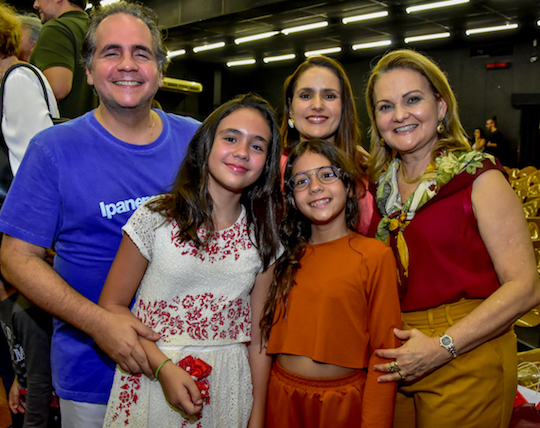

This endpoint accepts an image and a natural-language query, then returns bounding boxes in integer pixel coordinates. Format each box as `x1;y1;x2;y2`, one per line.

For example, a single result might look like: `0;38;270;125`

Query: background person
31;0;96;118
485;115;508;164
365;49;540;428
0;3;200;427
16;14;41;62
1;5;58;177
280;55;373;235
0;5;60;426
471;127;486;152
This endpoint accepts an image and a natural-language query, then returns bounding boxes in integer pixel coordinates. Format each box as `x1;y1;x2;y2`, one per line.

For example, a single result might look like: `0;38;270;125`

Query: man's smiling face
86;12;163;114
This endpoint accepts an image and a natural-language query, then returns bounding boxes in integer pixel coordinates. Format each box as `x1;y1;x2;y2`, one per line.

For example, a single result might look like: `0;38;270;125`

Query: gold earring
380;137;385;147
437;122;445;134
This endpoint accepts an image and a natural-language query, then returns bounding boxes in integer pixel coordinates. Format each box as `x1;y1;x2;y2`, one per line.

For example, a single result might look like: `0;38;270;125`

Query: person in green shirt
31;0;97;118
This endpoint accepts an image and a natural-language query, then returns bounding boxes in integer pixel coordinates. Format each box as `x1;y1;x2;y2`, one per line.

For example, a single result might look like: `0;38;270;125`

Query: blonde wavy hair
365;49;470;181
0;2;21;59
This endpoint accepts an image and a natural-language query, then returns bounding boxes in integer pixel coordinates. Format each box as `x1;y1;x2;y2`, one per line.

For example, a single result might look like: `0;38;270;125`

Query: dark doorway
512;94;540;168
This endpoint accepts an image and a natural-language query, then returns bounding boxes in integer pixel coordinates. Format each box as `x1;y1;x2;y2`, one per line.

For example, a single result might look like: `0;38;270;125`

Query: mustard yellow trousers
394;299;517;428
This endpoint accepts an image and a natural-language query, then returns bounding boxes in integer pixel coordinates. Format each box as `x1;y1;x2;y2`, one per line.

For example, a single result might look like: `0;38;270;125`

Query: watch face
441;336;452;346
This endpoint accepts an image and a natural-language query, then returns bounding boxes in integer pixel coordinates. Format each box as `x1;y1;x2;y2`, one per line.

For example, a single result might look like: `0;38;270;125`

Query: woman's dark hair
68;0;86;9
475;127;486;139
148;93;283;270
260;139;359;343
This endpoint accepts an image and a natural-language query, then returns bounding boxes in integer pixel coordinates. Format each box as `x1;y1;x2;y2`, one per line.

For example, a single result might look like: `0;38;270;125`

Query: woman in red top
365;49;540;427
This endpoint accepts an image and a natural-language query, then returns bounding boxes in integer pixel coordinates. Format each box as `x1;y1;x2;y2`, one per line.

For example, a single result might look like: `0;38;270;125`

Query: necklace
400;164;426;184
148;111;156;143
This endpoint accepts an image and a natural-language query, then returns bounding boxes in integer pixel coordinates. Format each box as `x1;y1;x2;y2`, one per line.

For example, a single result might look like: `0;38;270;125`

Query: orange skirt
265;360;366;428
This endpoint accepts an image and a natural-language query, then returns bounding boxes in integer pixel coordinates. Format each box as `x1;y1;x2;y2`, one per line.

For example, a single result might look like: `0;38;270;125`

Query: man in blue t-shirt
0;3;199;427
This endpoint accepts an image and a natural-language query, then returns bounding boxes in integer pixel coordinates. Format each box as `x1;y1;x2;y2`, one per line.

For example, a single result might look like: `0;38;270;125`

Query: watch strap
439;333;458;358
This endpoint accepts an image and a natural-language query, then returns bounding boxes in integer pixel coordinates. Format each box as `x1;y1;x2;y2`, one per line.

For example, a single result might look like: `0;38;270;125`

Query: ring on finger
389;361;400;373
397;369;406;381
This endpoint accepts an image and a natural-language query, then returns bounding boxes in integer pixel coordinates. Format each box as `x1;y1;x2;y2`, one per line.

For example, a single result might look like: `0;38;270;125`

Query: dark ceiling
9;0;540;65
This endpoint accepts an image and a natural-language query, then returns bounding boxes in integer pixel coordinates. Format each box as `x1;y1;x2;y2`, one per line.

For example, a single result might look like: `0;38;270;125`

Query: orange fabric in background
0;380;11;428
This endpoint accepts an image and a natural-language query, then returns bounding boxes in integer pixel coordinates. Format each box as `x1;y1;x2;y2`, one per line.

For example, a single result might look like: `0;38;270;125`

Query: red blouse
371;158;505;312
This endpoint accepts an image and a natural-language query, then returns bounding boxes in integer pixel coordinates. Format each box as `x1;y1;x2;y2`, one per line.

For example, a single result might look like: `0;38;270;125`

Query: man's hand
8;378;25;414
90;309;159;378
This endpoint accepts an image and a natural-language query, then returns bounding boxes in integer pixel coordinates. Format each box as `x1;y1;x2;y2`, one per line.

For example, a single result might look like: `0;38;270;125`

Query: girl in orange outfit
261;139;401;428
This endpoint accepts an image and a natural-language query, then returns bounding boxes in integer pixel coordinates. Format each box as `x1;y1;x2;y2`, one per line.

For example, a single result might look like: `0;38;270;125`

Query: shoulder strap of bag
0;63;54;155
1;63;53;115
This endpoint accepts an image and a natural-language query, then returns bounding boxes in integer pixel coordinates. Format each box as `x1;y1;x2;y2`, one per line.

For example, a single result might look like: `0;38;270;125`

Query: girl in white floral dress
99;94;282;428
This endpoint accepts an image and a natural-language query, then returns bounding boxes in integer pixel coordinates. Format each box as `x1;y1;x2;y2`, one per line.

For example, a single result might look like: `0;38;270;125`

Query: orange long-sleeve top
266;232;401;428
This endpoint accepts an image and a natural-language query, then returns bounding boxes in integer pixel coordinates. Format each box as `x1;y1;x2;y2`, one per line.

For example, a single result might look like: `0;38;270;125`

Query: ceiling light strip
226;59;256;67
404;32;451;43
263;54;296;63
234;31;280;45
342;11;388;24
352;40;392;50
282;21;328;35
406;0;469;14
99;0;121;6
465;23;518;36
167;49;186;58
304;47;342;57
193;42;226;53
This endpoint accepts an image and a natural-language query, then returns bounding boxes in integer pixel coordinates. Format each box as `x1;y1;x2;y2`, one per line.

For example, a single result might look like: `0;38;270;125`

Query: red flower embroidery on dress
110;373;142;425
167;215;252;263
136;294;251;341
181;420;202;427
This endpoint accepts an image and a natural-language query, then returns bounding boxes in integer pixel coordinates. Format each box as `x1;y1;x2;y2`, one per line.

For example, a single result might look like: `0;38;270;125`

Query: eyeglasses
288;165;341;191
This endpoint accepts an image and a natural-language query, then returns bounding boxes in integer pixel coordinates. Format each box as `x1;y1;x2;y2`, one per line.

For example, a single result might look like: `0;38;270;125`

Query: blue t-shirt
0;109;199;403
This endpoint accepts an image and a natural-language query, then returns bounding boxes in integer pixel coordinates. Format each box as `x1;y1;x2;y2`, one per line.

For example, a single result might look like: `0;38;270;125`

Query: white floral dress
103;198;264;428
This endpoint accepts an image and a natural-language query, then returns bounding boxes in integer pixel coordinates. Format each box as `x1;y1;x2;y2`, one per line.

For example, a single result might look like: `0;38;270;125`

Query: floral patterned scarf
375;150;496;279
